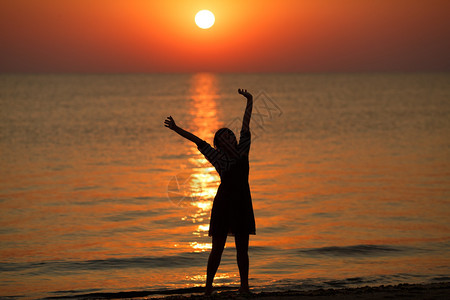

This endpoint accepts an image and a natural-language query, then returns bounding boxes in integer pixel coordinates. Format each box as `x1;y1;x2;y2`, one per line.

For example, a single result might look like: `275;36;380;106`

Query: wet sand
154;282;450;300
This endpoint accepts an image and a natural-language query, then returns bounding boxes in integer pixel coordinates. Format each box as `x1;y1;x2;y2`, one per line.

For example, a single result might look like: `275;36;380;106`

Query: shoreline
157;282;450;299
44;282;450;299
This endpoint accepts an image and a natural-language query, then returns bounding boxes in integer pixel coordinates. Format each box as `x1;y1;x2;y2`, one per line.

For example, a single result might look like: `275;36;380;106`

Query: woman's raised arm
238;89;253;132
164;116;203;145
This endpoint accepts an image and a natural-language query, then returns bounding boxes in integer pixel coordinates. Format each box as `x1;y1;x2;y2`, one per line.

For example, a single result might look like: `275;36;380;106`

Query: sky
0;0;449;73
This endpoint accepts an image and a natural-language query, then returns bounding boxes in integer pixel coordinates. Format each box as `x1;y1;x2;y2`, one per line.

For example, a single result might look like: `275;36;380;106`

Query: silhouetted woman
164;88;256;295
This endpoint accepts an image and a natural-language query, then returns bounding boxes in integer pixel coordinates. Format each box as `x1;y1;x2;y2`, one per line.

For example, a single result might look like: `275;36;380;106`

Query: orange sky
0;0;449;72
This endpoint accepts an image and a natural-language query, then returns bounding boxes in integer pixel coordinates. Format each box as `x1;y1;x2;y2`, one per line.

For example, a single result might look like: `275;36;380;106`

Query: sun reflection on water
186;273;236;287
183;73;221;249
189;242;212;252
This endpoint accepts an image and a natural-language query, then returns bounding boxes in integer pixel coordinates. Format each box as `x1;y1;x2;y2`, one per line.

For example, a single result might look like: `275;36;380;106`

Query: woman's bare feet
238;286;250;295
205;285;214;296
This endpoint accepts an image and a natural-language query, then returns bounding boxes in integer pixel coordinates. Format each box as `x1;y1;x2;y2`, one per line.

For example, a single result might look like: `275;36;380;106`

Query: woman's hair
214;128;237;150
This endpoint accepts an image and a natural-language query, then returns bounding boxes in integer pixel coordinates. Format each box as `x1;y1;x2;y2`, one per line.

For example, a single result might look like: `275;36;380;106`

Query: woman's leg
235;233;250;293
205;235;227;295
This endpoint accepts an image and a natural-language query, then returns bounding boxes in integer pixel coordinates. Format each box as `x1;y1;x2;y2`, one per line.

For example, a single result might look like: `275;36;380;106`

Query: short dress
196;129;256;237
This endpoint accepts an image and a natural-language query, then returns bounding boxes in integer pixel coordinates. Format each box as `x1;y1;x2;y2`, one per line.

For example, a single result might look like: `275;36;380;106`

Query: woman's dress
197;129;256;236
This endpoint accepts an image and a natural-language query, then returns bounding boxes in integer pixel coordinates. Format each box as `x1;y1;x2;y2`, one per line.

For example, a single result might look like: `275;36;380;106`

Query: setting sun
195;10;215;29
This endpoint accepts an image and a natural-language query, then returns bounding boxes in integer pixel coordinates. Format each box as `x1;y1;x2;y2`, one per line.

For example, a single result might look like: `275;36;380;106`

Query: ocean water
0;73;449;299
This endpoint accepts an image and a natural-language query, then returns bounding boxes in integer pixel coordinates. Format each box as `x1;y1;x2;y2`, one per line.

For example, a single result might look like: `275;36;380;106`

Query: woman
164;88;256;295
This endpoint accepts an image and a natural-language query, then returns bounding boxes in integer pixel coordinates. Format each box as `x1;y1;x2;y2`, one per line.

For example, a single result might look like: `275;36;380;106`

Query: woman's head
214;128;237;151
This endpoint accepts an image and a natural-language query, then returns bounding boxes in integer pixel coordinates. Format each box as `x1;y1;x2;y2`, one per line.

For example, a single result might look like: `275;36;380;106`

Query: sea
0;73;449;299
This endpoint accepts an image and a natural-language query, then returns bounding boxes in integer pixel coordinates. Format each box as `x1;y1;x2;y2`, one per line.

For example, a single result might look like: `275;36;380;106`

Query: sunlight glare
190;242;212;252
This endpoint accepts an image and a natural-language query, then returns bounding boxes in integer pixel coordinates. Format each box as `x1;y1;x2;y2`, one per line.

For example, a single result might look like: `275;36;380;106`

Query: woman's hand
238;88;253;100
164;116;177;130
164;116;202;145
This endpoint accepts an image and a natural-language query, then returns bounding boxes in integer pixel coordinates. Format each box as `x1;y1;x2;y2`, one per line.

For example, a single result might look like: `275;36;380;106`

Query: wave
0;245;279;275
0;252;209;274
298;244;405;257
45;286;209;299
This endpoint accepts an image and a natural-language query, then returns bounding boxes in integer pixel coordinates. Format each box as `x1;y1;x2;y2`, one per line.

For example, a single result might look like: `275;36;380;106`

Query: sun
195;10;215;29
